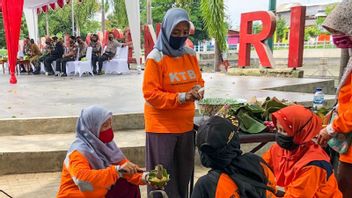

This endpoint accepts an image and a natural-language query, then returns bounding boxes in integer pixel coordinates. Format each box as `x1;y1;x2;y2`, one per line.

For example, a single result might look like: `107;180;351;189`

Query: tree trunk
101;0;105;33
147;0;152;25
214;40;221;72
339;49;349;82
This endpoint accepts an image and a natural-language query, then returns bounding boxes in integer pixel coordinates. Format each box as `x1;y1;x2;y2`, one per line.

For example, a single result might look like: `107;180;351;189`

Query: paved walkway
0;71;334;119
0;166;210;198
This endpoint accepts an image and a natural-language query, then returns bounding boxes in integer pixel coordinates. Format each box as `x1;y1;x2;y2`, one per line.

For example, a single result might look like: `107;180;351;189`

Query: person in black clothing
192;116;278;198
55;37;78;77
90;34;102;74
44;36;64;75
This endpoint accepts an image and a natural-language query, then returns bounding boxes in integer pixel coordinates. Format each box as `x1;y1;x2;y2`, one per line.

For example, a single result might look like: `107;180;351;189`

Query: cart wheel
148;190;168;198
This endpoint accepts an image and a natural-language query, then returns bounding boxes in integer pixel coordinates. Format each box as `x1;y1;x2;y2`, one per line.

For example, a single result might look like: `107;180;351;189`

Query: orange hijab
270;105;330;186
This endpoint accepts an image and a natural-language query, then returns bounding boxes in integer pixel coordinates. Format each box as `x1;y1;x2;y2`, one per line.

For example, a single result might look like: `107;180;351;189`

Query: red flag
57;0;64;8
42;5;48;13
49;3;56;10
2;0;24;84
0;0;2;12
36;7;41;14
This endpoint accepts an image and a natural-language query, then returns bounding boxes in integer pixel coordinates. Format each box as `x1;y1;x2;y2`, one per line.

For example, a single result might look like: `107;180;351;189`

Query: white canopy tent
23;0;142;66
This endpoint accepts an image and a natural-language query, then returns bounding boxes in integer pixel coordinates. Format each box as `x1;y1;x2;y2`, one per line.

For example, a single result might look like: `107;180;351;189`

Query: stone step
0;130;145;176
0;113;145;136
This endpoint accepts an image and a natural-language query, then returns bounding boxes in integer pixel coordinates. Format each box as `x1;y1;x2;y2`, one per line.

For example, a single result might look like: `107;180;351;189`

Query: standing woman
143;8;205;197
317;1;352;197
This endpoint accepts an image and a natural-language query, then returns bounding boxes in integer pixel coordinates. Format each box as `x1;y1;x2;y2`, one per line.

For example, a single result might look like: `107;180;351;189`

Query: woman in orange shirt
263;105;342;197
57;105;149;198
192;116;277;198
317;1;352;197
143;7;204;197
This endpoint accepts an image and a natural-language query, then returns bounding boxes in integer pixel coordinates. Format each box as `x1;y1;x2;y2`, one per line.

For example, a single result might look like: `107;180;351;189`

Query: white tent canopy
23;0;141;67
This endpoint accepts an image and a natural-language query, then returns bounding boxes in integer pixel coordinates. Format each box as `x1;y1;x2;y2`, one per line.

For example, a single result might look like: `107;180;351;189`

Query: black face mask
169;36;187;49
275;133;299;150
109;37;113;41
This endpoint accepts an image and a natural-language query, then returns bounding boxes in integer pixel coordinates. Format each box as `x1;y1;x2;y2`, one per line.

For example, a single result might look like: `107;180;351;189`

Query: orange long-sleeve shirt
333;73;352;163
192;162;277;198
56;150;145;198
262;150;342;198
143;48;204;133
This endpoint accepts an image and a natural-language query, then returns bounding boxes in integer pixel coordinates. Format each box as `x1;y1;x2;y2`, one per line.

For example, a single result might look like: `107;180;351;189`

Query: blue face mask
169;36;187;49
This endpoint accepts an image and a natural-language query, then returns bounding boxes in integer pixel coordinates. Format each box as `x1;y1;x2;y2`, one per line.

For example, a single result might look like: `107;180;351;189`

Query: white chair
40;61;56;74
103;46;130;75
75;47;93;77
66;48;80;76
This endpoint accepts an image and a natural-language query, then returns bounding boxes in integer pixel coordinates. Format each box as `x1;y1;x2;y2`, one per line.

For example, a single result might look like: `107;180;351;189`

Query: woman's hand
317;127;333;147
185;85;203;101
120;161;142;174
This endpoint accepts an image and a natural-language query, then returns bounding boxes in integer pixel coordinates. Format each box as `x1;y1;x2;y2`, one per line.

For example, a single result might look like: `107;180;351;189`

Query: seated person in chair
262;105;342;197
29;39;42;75
56;37;78;77
77;36;87;61
95;32;125;75
38;38;54;71
192;116;278;198
44;36;64;75
90;34;102;74
56;105;150;198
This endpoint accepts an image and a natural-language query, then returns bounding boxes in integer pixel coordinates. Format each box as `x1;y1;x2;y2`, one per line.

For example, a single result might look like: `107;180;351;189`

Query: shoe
61;73;67;77
98;71;103;75
48;72;55;76
93;70;97;75
55;73;60;77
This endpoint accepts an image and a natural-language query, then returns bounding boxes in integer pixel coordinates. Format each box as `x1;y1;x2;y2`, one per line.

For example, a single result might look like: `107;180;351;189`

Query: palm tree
199;0;227;71
177;0;227;71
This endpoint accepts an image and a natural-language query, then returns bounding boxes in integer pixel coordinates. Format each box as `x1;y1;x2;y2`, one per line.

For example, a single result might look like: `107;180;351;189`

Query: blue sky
224;0;342;28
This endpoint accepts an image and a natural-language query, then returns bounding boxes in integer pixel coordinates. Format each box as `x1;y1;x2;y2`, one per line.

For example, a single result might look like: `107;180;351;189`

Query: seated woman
192;116;277;198
263;105;342;197
57;105;149;198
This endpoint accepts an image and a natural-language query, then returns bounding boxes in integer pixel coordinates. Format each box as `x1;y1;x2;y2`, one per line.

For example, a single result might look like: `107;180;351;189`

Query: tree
38;0;99;37
200;0;227;71
275;17;286;42
0;14;6;48
106;0;129;29
305;26;320;41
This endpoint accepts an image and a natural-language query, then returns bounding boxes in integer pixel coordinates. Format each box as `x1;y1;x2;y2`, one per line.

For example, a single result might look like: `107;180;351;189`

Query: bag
327;108;352;154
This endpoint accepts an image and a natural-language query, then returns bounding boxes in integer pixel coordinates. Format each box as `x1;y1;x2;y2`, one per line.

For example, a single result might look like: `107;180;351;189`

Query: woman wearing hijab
317;1;352;197
192;116;277;198
263;105;342;197
57;105;149;198
142;7;205;197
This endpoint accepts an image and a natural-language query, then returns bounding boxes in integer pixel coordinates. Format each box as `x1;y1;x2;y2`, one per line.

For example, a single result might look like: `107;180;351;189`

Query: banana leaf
262;97;288;121
236;108;267;134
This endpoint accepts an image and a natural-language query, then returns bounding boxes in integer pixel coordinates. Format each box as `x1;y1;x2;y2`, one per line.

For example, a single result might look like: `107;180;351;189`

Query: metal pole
147;0;152;24
267;0;276;51
101;0;105;33
71;0;75;36
45;12;49;36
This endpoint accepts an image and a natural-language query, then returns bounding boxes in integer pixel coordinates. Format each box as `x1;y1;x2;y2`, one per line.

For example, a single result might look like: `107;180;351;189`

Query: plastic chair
75;47;93;77
103;46;130;75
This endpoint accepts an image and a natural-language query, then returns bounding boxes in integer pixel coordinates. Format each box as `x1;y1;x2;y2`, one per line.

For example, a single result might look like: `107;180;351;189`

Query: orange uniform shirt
333;74;352;163
215;162;277;198
56;150;144;198
263;150;342;198
143;48;204;133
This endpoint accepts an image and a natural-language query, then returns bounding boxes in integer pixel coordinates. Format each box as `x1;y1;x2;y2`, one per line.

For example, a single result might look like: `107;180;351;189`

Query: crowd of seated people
14;32;126;77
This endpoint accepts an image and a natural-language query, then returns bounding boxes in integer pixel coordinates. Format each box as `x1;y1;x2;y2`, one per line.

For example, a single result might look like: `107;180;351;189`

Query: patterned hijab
154;8;190;57
65;105;125;169
270;105;330;186
322;0;352;92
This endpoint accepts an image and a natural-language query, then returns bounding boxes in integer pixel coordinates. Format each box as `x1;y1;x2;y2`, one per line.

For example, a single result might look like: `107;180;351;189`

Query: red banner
2;0;24;84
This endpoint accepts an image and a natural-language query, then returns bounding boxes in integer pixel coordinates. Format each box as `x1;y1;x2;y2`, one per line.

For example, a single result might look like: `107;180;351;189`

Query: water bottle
313;88;325;111
137;65;142;74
